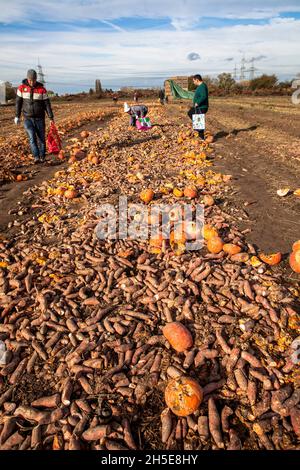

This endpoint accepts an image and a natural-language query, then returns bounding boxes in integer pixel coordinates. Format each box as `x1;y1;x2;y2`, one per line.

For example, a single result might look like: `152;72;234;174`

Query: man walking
187;74;209;140
15;69;54;163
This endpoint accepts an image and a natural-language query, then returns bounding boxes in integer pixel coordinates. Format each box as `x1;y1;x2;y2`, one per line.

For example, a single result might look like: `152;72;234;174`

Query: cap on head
124;103;131;113
27;69;37;81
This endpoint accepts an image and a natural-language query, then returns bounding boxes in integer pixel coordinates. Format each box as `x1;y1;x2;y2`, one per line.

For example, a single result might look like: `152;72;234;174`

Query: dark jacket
193;82;209;112
16;79;54;119
130;105;148;117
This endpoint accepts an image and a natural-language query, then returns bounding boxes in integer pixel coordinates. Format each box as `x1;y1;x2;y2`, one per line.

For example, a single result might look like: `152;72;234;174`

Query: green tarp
167;80;195;100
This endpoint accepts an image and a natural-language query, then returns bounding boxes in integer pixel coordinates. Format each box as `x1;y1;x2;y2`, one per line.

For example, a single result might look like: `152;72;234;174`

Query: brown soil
1;96;300;255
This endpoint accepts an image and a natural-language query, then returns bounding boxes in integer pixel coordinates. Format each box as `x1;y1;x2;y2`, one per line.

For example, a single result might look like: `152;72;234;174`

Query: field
0;96;300;450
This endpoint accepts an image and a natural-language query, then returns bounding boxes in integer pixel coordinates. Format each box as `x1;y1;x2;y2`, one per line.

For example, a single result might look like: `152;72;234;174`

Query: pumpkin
140;189;154;204
292;240;300;253
203;195;215;206
68;156;76;164
55;187;66;197
170;225;187;244
207;236;224;254
163;322;193;352
80;130;90;139
293;189;300;197
173;188;184;198
223;243;242;255
64;189;78;199
16;174;24;182
91;156;99;165
184;221;201;241
57;150;65;160
184;186;198;199
165;376;203;417
203;225;218;241
289;252;300;273
149;233;164;248
259;252;282;266
205;135;214;144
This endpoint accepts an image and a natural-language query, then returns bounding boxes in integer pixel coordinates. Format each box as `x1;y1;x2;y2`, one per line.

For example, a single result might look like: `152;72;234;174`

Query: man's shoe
34;159;41;164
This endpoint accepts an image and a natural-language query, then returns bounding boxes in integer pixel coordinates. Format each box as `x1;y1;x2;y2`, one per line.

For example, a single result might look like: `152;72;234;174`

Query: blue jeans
24;118;46;160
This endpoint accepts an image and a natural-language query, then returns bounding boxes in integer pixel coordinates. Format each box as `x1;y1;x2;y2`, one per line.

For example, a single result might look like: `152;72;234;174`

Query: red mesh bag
47;122;62;154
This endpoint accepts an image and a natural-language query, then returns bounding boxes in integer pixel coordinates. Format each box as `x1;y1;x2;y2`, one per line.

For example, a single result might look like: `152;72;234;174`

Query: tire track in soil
206;109;300;253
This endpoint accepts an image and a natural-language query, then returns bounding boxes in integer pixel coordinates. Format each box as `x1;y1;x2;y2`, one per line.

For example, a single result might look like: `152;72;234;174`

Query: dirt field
0;96;300;450
1;96;299;252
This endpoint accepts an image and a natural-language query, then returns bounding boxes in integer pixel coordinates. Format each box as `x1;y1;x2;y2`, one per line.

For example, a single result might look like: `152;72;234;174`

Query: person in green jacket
187;74;209;140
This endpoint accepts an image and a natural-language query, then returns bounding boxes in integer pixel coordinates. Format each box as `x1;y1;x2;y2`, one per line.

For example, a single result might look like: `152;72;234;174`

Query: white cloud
0;3;299;90
0;0;300;24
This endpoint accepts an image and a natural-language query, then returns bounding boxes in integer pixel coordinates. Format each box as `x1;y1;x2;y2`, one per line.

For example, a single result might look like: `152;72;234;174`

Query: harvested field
0;97;300;450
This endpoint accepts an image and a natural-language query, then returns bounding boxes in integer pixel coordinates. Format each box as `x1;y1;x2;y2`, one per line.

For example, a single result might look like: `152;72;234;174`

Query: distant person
133;91;139;102
159;88;165;105
112;93;118;103
14;69;54;164
187;74;209;140
124;102;148;127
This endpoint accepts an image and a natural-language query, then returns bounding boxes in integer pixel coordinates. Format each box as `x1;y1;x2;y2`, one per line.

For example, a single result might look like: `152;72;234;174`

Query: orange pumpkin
163;322;193;352
165;376;203;417
205;135;214;144
223;243;242;255
173;188;184;198
203;195;215;207
259;252;282;266
57;150;65;160
64;189;78;199
55;187;66;197
203;225;218;241
207;236;224;254
140;189;154;204
289;252;300;273
292;240;300;253
91;156;99;165
149;233;164;248
16;174;24;182
80;130;90;139
184;186;198;199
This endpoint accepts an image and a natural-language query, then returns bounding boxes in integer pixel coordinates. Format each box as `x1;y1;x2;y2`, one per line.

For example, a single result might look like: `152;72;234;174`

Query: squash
64;189;78;199
165;376;203;416
184;186;198;199
203;195;215;206
292;240;300;253
173;188;184;198
162;322;193;352
289;252;300;273
259;252;282;266
140;189;154;204
207;236;224;254
223;243;242;255
203;225;218;241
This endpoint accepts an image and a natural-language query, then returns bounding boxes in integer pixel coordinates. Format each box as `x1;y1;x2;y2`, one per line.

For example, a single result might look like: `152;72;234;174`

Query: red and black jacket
16;79;54;120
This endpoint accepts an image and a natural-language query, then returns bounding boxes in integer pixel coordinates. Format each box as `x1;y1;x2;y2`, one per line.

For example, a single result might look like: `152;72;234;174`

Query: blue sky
0;1;300;93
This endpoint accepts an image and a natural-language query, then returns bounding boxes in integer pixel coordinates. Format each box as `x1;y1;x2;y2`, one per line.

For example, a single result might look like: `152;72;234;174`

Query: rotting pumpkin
165;376;203;417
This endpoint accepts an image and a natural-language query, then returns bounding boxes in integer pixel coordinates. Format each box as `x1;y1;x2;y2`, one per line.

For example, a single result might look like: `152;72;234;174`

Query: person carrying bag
187;74;209;140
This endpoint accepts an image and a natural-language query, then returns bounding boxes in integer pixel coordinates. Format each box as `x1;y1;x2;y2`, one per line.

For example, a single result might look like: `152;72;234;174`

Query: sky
0;1;300;93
